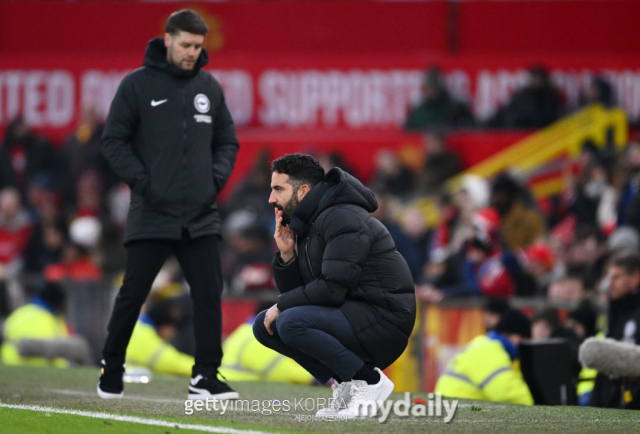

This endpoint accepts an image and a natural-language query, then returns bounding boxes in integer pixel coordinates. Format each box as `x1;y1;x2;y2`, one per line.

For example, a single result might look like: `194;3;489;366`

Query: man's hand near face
274;208;296;262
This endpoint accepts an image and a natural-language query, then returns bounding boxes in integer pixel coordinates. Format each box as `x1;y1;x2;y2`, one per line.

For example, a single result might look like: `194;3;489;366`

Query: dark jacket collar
290;167;378;239
609;289;640;317
142;37;209;78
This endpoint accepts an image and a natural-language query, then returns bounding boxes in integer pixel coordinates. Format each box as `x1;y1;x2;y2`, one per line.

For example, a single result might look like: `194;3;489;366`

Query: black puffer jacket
101;38;239;244
274;168;416;369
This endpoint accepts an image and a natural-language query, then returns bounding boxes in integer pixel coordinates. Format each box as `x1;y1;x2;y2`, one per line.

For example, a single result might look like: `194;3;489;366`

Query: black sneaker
97;359;124;399
188;373;239;400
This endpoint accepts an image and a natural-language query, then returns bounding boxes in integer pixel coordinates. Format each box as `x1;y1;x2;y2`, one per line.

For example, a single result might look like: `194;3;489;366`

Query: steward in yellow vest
219;317;313;384
126;315;194;376
435;309;534;405
1;283;69;367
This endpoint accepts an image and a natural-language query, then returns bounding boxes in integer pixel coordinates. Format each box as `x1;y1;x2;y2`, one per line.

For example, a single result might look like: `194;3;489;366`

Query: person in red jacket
417;207;515;303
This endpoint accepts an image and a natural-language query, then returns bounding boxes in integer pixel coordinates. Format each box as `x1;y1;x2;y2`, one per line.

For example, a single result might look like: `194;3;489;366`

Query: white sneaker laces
349;383;368;401
330;382;349;409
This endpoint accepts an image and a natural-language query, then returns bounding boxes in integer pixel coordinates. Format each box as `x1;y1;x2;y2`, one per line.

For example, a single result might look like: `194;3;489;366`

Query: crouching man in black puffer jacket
253;153;416;419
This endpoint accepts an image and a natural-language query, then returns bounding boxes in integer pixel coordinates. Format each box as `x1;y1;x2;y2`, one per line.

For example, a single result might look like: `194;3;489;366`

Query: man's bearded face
275;188;300;225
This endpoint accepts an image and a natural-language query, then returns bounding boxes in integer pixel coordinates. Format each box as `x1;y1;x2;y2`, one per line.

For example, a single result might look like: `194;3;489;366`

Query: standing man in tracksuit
98;10;239;400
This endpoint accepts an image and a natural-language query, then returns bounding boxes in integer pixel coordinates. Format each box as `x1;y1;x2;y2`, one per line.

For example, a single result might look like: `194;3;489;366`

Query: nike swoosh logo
151;99;168;107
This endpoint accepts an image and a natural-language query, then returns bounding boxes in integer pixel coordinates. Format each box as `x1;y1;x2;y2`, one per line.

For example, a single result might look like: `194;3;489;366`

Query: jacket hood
142;37;209;77
290;167;377;237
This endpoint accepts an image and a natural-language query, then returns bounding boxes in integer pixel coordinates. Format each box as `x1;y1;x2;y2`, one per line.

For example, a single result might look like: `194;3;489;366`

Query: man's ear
164;33;172;48
297;184;310;201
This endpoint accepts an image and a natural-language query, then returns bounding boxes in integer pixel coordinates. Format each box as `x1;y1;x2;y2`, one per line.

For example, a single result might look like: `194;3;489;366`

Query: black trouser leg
174;234;223;377
102;240;172;366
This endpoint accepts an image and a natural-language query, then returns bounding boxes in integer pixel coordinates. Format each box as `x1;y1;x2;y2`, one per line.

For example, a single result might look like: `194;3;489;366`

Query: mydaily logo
355;392;458;423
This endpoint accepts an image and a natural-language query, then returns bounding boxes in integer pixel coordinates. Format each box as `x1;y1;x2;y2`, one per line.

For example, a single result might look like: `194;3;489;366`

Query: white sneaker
315;381;353;417
337;368;394;419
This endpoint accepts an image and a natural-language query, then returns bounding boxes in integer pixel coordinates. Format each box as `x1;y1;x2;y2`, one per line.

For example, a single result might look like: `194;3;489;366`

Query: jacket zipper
182;87;187;225
305;241;315;278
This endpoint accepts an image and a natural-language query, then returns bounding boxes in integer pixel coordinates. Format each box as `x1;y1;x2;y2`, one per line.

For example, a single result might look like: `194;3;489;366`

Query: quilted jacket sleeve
276;209;371;310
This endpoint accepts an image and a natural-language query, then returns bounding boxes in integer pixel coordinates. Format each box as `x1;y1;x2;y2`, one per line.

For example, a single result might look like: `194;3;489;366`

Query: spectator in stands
568;158;613;228
220;302;314;384
427;175;490;267
520;241;557;296
416;208;519;302
25;173;59;224
435;309;533;405
581;76;615;108
565;300;598;343
44;217;103;283
23;217;67;275
370;192;422;280
0;188;33;282
0;117;57;196
404;66;474;131
564;226;608;290
61;105;118;209
483;298;510;332
566;299;599;406
316;151;359;180
369;150;414;197
490;173;546;250
617;142;640;232
220;210;273;293
225;150;273;221
547;272;587;302
591;251;640;409
23;174;65;276
486;66;562;129
70;170;104;219
415;131;463;194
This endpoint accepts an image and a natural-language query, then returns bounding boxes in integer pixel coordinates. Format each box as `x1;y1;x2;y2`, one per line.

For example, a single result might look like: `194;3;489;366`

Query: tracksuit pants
102;232;223;377
253;305;372;384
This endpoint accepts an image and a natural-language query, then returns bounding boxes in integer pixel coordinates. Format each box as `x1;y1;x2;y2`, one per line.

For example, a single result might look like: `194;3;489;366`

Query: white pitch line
46;388;184;403
0;403;274;434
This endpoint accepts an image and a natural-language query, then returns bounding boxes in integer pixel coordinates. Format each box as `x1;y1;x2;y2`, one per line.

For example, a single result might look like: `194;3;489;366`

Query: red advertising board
1;52;639;141
1;1;637;56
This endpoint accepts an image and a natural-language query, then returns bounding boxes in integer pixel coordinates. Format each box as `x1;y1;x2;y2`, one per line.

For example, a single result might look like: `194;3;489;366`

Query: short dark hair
610;251;640;275
165;10;209;36
271;153;325;191
495;308;531;339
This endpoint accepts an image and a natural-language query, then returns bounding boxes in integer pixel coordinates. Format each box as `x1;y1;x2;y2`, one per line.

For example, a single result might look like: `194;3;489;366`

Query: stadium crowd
0;67;638;409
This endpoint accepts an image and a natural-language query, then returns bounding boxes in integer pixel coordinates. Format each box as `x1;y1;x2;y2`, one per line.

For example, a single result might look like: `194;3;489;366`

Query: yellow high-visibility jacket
126;320;194;376
1;303;69;367
435;334;534;405
219;323;313;384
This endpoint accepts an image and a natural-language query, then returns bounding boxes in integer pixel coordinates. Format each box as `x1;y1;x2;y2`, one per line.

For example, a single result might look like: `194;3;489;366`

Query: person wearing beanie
435;308;534;405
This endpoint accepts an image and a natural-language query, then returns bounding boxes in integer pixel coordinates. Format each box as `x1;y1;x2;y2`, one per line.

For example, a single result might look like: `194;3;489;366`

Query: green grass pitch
0;365;637;433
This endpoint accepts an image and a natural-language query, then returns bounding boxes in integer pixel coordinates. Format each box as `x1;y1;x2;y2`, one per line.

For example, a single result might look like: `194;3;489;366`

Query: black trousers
102;232;223;377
